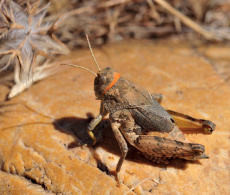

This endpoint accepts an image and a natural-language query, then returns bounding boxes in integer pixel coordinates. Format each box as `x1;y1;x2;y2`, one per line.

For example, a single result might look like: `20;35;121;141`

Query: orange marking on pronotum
102;72;121;95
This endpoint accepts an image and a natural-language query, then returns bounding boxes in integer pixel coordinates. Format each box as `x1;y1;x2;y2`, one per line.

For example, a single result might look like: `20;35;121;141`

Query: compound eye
99;76;106;83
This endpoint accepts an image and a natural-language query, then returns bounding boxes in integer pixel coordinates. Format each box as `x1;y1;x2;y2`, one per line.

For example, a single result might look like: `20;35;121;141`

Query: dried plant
50;0;229;49
0;0;229;99
0;0;69;98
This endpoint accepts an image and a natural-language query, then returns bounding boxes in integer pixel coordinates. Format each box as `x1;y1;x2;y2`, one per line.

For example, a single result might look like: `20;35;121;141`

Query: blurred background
9;0;230;46
0;0;230;98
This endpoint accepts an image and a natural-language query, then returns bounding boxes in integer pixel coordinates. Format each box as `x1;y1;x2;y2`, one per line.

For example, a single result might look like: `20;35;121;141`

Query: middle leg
111;122;128;184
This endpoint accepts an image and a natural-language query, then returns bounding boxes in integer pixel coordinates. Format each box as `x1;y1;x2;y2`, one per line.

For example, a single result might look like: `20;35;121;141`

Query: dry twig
124;178;159;195
151;0;221;40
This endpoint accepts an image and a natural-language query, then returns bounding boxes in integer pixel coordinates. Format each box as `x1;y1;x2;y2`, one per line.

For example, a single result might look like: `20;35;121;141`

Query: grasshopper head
94;67;121;99
61;35;121;99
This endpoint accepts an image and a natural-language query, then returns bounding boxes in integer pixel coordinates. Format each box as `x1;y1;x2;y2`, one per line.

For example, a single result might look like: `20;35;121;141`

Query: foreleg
87;103;108;144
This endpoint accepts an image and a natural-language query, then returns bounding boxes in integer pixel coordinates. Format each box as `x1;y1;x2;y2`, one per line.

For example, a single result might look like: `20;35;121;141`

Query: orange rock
0;40;229;194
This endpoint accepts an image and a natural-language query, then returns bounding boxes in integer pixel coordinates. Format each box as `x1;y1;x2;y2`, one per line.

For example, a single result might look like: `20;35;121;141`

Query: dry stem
151;0;221;40
124;178;159;195
53;0;131;22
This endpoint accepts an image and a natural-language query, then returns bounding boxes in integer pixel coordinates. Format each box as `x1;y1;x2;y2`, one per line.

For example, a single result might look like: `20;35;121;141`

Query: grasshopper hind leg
134;126;209;163
150;93;216;134
166;110;216;134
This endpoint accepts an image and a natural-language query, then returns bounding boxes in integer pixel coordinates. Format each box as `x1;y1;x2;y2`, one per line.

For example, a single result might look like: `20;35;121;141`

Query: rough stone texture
0;40;229;194
0;170;54;195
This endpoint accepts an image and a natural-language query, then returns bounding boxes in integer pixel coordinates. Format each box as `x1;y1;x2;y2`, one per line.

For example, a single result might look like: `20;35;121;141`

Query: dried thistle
0;0;69;98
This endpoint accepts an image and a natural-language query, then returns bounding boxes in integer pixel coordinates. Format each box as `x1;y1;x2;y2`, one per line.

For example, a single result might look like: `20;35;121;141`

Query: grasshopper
63;35;215;183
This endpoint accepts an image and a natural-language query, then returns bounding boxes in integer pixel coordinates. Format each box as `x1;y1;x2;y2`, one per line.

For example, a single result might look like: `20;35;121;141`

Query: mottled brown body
87;67;215;182
103;77;174;133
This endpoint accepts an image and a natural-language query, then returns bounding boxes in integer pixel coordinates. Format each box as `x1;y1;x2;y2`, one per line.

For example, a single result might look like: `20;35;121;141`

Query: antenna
86;34;101;71
61;35;101;76
61;64;97;76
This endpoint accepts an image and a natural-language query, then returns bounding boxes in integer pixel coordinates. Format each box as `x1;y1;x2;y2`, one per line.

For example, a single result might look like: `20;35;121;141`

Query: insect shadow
53;114;201;171
0;102;201;172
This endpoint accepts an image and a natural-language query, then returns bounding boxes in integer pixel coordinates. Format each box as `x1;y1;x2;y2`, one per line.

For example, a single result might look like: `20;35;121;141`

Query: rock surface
0;40;229;194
